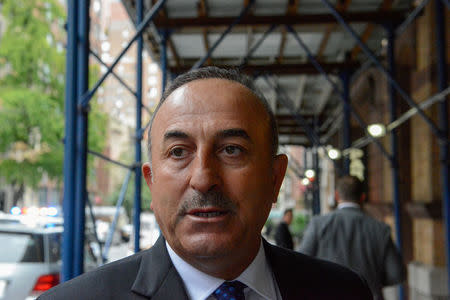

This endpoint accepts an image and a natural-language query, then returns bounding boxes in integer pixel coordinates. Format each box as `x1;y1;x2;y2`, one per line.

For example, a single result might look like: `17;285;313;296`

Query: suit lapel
263;238;310;300
131;236;189;300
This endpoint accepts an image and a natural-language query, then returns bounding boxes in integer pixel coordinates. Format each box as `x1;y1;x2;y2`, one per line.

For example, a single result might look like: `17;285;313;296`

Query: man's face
285;211;293;225
143;78;287;272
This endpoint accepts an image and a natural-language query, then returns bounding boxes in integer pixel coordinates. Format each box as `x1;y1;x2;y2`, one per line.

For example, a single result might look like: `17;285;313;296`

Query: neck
173;237;261;280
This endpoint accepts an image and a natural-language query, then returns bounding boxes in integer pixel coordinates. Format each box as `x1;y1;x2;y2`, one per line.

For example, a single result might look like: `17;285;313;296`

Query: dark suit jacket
299;207;406;300
39;235;373;300
274;221;293;250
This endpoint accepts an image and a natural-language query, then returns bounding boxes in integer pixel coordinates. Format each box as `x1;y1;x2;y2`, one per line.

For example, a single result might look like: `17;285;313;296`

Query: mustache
179;190;237;215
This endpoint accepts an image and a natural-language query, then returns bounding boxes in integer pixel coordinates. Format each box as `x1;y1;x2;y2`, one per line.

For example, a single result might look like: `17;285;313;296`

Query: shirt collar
166;240;277;300
337;201;361;209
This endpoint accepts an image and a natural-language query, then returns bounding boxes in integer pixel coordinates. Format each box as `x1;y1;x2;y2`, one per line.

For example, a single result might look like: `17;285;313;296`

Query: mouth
186;208;230;219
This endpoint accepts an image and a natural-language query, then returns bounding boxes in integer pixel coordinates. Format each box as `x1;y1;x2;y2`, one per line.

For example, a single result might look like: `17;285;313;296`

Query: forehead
151;78;269;136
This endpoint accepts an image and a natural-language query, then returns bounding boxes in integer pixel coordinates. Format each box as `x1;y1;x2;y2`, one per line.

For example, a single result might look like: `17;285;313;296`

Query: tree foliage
0;0;107;187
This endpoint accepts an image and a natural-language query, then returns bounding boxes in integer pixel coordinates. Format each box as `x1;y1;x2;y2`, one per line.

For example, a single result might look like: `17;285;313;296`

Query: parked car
127;212;160;255
0;223;62;300
0;216;100;300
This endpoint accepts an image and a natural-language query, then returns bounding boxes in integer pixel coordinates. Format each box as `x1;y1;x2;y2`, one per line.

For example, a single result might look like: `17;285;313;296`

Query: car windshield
0;231;44;263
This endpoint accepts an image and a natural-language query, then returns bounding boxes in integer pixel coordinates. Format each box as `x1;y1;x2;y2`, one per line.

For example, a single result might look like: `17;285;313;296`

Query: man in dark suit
299;175;405;300
40;67;373;300
274;208;294;250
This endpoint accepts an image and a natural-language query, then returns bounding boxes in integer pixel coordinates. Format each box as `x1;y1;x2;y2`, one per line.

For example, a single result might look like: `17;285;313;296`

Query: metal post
74;0;90;277
387;25;404;300
434;0;450;290
341;70;351;175
312;145;321;215
62;0;78;282
160;30;168;93
133;0;143;254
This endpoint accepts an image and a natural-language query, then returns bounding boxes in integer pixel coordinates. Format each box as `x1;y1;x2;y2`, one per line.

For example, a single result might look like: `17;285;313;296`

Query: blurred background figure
299;175;405;300
274;208;294;250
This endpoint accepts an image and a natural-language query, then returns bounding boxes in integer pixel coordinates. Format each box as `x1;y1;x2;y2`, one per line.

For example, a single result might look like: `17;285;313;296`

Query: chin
180;233;241;258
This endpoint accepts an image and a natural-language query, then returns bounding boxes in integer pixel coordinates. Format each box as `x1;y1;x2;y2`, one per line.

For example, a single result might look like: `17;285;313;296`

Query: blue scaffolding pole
434;0;450;291
387;24;404;300
62;0;78;282
341;70;351;175
73;0;90;277
160;30;168;93
62;0;166;281
133;0;144;254
312;143;321;215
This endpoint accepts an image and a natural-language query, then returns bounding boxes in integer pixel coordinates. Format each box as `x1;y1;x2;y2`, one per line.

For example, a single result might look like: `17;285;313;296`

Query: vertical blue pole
312;145;321;215
161;30;168;93
434;0;450;291
133;0;143;253
62;0;78;282
74;0;90;277
341;71;351;175
387;25;404;300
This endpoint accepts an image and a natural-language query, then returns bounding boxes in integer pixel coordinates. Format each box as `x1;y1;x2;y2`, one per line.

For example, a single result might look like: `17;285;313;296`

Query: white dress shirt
166;240;282;300
337;202;361;209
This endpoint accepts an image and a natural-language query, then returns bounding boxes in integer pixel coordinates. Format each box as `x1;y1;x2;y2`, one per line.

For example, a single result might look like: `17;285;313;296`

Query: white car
0;217;100;300
0;224;62;300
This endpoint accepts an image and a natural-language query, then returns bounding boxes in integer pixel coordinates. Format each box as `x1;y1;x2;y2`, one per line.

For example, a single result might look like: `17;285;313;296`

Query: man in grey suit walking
299;175;406;300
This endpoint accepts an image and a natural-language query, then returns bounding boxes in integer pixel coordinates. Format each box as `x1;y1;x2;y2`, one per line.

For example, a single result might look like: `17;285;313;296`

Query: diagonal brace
319;0;443;140
286;25;393;163
191;0;256;70
90;50;137;97
239;24;278;68
263;75;321;146
81;0;166;108
88;149;134;170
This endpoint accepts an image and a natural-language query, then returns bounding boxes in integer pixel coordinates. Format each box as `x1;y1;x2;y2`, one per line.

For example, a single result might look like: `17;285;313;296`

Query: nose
189;150;221;194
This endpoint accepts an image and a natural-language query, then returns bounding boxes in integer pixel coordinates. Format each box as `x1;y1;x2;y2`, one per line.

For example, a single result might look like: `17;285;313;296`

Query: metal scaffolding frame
62;0;449;293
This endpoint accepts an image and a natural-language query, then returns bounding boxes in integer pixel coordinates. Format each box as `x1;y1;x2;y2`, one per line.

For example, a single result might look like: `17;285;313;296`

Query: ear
272;154;288;204
142;162;153;190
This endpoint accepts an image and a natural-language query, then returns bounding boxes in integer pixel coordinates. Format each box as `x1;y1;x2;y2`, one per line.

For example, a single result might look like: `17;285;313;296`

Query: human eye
221;145;244;157
168;147;188;159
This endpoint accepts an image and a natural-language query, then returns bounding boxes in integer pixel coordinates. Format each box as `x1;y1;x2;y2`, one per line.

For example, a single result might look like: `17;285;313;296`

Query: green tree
0;0;107;203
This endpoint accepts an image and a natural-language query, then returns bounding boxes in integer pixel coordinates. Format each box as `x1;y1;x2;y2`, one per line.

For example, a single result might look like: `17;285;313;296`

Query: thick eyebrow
216;128;251;142
163;130;189;141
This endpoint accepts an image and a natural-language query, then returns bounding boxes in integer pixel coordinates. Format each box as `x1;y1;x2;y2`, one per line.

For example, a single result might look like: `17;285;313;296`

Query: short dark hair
283;208;293;216
147;66;279;161
336;175;364;202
